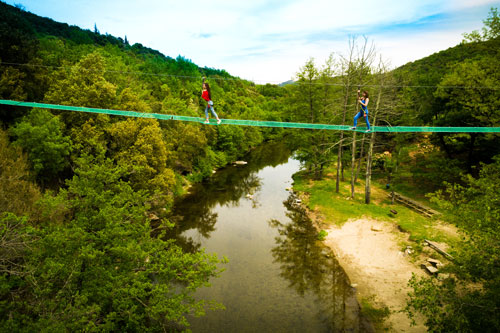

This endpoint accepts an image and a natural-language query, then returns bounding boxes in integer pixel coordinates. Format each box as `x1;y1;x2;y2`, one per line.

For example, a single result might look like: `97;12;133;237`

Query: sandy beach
324;218;427;332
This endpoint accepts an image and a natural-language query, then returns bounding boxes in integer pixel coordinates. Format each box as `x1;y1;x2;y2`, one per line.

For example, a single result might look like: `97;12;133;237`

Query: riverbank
292;169;459;332
324;218;426;332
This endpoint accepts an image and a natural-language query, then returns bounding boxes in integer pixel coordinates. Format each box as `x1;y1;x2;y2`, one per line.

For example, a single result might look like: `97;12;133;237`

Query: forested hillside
0;2;286;331
1;1;499;331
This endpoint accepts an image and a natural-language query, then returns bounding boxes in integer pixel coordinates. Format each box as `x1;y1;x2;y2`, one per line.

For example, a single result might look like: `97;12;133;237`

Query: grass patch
372;173;442;211
317;229;328;241
360;297;391;331
292;167;459;249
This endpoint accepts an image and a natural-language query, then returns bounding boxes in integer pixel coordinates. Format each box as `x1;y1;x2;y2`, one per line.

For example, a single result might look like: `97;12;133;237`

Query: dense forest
0;2;288;331
1;1;499;331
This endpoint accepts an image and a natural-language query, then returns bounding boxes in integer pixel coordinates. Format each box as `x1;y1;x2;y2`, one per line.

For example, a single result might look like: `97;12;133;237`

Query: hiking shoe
204;119;209;124
217;119;221;125
350;127;356;130
365;129;371;133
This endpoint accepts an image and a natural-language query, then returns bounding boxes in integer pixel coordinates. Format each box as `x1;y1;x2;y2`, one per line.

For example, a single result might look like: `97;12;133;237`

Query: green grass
372;173;442;211
360;297;391;332
317;229;328;241
292;167;459;249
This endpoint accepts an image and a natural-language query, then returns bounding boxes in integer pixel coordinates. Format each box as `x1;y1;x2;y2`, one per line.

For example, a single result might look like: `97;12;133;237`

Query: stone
427;258;443;267
424;265;438;274
371;226;382;232
148;213;159;221
234;161;248;165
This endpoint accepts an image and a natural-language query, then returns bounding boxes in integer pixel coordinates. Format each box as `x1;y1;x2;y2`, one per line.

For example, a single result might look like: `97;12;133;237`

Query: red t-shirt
202;90;211;101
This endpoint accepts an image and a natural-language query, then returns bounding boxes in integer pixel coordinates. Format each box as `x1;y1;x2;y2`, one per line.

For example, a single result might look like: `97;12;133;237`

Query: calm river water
169;143;372;332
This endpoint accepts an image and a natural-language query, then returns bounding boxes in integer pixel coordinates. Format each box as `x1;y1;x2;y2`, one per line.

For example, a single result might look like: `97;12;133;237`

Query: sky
3;0;499;83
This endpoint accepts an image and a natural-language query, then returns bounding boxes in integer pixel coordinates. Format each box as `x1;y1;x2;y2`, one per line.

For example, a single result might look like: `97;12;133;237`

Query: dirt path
324;218;427;332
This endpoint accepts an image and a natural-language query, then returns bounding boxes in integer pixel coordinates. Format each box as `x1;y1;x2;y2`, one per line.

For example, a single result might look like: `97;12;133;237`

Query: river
169;143;372;332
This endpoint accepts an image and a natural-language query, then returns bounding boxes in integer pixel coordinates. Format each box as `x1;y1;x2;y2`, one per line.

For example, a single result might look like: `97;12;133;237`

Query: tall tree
349;37;375;199
406;156;500;332
364;59;400;203
462;7;500;42
10;108;72;185
44;51;117;127
289;58;336;178
0;129;40;216
336;39;356;193
0;153;223;331
434;55;500;171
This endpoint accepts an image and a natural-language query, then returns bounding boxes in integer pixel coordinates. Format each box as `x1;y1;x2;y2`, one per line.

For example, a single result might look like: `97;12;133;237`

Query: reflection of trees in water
167;142;291;252
269;196;373;332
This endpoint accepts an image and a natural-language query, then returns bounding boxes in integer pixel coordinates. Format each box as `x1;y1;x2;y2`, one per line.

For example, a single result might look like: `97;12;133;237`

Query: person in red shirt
202;77;221;124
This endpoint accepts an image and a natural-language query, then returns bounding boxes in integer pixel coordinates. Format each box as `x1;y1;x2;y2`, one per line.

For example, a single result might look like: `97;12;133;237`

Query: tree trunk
364;80;383;204
365;130;376;204
336;40;355;193
309;78;314;123
341;160;345;181
355;133;366;182
438;133;452;159
336;87;349;193
350;131;357;199
336;142;343;193
467;133;477;173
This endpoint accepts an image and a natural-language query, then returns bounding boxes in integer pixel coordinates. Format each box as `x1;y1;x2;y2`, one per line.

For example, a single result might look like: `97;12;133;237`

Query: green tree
164;122;209;174
462;7;500;42
406;156;500;332
288;58;337;178
0;153;223;331
44;51;117;127
0;66;27;101
107;118;177;207
0;129;40;216
10;108;72;183
434;56;500;170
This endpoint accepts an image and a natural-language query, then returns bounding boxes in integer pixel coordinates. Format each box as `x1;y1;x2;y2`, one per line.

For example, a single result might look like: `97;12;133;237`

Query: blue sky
4;0;499;83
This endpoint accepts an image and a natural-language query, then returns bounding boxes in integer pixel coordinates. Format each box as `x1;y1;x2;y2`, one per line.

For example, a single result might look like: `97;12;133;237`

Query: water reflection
269;196;374;332
168;143;291;252
169;142;372;332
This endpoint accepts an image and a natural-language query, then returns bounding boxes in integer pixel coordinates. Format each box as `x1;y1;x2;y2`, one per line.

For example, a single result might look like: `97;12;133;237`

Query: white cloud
5;0;498;83
450;0;499;10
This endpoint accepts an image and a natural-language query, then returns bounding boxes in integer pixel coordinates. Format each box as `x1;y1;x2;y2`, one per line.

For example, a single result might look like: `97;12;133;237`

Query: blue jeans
204;101;218;119
353;111;370;129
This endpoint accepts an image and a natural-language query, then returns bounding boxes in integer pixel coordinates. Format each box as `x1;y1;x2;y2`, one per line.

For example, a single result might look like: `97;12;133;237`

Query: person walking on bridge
351;90;371;132
202;77;221;125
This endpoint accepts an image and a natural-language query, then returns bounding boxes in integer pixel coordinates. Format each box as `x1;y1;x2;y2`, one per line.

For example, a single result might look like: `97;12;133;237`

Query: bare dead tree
0;215;36;276
336;39;356;193
350;36;375;199
354;133;366;182
365;85;383;204
365;58;400;204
